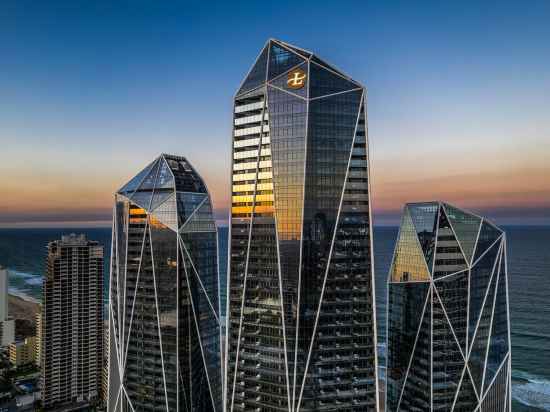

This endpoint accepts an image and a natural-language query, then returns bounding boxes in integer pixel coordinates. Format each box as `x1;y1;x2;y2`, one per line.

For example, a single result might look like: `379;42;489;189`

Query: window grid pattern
386;202;511;412
108;154;222;412
227;39;379;412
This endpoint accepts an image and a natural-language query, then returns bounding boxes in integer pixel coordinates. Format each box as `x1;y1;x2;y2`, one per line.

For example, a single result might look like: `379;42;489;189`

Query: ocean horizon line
1;221;549;229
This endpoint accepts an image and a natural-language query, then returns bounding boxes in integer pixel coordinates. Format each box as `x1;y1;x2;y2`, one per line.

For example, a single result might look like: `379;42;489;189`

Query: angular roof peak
406;201;442;208
117;153;207;198
270;39;313;57
161;153;188;163
236;39;363;97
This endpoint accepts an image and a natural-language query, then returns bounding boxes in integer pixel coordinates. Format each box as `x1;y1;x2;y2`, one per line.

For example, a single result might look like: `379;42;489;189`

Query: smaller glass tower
107;154;222;412
386;202;511;412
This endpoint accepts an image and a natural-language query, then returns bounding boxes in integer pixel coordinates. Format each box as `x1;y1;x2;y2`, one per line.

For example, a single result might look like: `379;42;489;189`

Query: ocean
0;225;548;411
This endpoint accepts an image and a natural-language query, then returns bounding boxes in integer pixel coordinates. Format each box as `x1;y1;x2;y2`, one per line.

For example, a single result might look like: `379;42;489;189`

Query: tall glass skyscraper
386;202;511;412
225;39;379;412
107;154;222;412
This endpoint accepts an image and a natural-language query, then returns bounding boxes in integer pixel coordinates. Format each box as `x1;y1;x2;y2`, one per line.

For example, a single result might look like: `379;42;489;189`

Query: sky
1;0;549;227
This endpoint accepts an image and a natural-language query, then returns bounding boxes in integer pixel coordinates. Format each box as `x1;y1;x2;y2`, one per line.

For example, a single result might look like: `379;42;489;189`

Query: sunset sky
1;1;549;227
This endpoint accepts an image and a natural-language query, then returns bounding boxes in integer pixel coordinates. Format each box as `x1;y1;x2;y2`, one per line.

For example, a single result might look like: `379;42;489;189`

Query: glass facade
226;39;379;412
107;154;222;412
386;202;512;412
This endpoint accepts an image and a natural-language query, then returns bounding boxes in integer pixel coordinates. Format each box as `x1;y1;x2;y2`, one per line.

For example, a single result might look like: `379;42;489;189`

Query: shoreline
8;290;40;305
8;293;40;321
5;268;43;305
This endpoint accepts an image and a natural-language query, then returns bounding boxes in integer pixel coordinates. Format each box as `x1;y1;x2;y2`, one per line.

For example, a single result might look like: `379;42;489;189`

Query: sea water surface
0;225;548;411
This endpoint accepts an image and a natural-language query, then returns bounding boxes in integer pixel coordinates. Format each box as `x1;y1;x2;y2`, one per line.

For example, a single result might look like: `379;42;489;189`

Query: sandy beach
8;293;40;321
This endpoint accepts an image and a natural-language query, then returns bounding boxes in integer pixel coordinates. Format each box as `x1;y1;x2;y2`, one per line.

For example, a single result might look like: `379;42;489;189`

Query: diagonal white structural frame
109;154;221;412
228;41;379;412
296;90;364;411
387;205;511;412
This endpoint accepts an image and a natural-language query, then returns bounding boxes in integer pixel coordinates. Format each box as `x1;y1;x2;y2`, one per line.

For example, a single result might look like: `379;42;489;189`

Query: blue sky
1;0;549;226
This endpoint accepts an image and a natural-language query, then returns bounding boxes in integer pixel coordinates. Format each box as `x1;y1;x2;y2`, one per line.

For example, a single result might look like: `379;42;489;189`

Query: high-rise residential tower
41;234;104;409
386;202;511;412
0;266;8;321
35;307;41;367
0;266;14;346
107;154;222;412
225;39;379;411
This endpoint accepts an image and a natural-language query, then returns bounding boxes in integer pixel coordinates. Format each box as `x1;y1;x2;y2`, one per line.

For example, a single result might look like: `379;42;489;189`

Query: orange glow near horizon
1;139;549;226
2;167;548;225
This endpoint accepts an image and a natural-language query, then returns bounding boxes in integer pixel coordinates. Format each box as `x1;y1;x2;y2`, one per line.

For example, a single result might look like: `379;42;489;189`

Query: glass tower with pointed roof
225;39;379;411
386;202;511;412
107;154;222;412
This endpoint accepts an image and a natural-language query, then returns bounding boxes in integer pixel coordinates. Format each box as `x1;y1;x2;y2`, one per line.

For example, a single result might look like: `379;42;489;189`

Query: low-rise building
9;337;37;367
0;319;15;346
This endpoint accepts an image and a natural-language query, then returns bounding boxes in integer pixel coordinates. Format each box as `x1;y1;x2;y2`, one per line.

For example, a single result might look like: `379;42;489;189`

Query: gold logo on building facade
287;68;307;89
